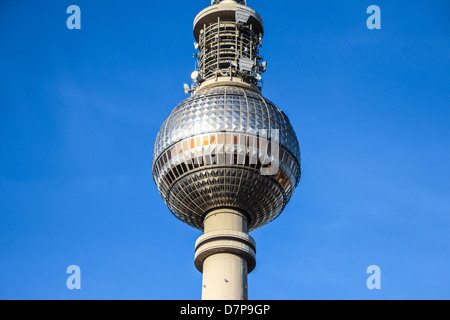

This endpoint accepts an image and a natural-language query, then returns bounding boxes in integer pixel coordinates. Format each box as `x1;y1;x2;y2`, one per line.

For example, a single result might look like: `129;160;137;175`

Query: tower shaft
152;0;301;301
195;209;256;300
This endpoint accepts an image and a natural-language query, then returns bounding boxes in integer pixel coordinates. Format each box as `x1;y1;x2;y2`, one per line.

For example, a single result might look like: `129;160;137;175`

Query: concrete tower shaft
195;208;256;299
152;0;301;300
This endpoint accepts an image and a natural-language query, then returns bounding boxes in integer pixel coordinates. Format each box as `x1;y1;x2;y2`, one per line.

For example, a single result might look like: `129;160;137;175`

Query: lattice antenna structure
189;0;266;93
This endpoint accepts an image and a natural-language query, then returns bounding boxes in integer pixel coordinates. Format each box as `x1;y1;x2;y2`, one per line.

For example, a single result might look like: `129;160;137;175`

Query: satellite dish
261;61;267;73
191;71;202;83
251;71;261;80
194;42;199;50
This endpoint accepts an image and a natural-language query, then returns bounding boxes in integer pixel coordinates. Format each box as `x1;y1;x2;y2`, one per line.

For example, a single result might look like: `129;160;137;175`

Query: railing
211;0;247;5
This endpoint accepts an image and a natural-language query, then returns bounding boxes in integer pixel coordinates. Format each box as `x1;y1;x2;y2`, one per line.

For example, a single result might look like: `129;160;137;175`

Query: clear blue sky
1;0;449;300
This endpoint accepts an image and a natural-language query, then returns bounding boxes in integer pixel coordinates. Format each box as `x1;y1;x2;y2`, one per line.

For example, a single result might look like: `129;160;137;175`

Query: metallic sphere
152;86;301;231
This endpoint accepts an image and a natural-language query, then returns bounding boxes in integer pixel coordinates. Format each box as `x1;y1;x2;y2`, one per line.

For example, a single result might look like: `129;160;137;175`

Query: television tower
152;0;301;300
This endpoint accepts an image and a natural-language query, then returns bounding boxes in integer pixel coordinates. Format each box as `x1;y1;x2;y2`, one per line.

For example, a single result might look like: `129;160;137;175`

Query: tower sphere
152;86;301;231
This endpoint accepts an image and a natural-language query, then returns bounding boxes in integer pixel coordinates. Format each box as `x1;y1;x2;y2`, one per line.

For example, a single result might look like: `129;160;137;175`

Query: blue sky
0;0;449;300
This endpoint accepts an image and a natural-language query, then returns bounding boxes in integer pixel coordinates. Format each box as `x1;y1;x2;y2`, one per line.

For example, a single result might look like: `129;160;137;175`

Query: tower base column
202;253;248;300
194;208;256;300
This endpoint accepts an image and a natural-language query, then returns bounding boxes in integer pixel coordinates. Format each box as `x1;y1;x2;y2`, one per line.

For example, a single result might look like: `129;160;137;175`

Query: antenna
183;83;192;95
239;58;254;73
236;9;251;24
193;0;264;90
259;61;267;73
